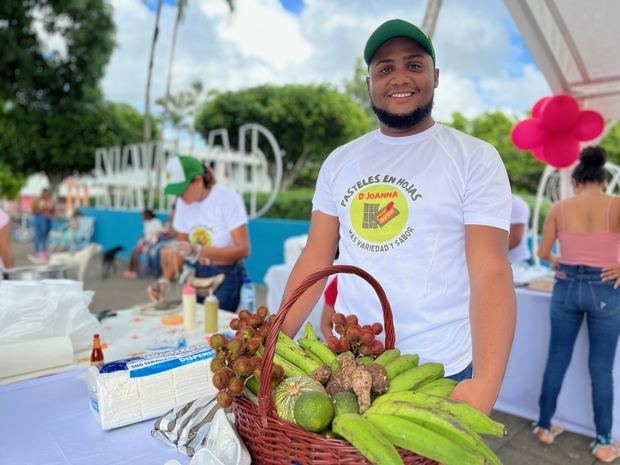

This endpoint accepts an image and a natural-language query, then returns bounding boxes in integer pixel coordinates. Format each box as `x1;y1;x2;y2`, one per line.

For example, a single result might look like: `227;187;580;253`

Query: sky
98;0;552;129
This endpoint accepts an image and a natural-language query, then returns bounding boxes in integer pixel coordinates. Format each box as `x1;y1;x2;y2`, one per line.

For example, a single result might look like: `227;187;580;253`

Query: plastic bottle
240;277;256;313
90;334;104;367
204;290;219;334
182;284;197;331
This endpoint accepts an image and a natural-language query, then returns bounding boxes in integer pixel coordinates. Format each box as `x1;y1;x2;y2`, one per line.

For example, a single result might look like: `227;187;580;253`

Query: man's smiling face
367;37;439;136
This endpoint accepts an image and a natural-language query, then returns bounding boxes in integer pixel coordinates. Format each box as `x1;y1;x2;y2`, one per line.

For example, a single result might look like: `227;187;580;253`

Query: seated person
123;209;163;279
50;210;86;253
144;203;179;277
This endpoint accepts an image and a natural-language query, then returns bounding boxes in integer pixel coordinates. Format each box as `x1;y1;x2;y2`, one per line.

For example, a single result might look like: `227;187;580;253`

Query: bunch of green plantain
329;352;507;465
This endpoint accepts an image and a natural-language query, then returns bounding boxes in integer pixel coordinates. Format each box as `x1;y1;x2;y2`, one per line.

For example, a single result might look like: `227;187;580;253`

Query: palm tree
422;0;443;38
159;0;188;144
186;80;204;153
160;0;234;147
143;0;164;144
156;80;204;151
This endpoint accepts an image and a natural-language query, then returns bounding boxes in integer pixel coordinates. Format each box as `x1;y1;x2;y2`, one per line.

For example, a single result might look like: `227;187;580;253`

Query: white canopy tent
504;0;620;119
503;0;620;262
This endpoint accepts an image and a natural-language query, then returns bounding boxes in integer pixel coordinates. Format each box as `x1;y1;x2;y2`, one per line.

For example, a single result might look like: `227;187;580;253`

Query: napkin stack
89;344;216;430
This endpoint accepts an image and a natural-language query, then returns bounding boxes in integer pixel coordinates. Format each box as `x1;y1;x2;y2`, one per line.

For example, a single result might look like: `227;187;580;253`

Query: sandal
592;438;620;463
533;424;565;445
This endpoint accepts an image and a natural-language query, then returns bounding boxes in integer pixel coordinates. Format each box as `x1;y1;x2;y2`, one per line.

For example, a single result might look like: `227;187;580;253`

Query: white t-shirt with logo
173;185;248;248
508;195;531;264
313;123;511;375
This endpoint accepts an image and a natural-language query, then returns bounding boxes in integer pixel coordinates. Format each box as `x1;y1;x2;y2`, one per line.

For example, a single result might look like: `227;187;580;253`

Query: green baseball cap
364;19;436;66
164;155;205;196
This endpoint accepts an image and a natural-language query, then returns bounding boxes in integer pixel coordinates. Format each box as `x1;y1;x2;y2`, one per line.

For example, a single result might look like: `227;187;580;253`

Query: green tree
0;1;115;110
0;163;26;199
157;80;204;149
0;101;155;188
343;57;375;125
444;112;620;194
0;0;122;189
601;122;620;166
195;84;372;188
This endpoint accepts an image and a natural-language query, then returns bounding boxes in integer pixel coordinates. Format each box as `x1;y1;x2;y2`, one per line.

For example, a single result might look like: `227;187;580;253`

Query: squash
272;376;326;423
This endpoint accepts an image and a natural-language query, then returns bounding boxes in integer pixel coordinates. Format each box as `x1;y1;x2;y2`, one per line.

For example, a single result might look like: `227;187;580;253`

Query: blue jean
32;214;51;253
537;264;620;440
194;262;246;312
446;362;473;382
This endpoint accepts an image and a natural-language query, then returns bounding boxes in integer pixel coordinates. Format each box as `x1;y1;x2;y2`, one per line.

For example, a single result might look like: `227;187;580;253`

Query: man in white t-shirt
281;19;516;414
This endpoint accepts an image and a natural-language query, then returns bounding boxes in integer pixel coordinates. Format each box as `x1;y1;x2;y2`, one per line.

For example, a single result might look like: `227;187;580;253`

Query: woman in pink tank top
534;146;620;462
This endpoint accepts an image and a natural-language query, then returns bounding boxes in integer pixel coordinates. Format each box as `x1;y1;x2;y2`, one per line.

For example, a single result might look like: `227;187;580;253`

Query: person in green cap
280;18;516;416
148;155;250;312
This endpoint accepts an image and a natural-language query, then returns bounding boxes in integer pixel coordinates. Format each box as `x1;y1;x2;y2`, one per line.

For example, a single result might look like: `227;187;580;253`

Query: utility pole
422;0;443;38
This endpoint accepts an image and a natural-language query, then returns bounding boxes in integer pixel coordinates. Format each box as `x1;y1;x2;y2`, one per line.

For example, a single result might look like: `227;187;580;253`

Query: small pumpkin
272;376;326;423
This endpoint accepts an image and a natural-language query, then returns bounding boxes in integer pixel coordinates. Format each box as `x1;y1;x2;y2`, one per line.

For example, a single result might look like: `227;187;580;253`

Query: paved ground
10;240;611;464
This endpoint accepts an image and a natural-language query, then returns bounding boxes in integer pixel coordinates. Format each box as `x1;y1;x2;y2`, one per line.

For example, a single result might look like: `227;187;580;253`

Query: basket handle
258;264;395;416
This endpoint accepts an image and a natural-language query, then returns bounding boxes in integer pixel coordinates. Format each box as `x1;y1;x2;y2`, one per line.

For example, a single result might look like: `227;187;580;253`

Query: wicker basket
232;265;437;465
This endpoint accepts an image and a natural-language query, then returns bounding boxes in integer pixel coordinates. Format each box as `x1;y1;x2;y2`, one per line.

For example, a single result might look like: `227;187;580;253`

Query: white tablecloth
0;308;238;464
90;308;235;364
496;287;620;438
264;263;327;337
0;368;188;465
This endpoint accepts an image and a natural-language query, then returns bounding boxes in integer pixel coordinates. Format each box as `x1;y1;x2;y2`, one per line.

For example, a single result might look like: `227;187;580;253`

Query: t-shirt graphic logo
374;201;400;227
362;201;401;229
350;184;410;245
190;225;212;247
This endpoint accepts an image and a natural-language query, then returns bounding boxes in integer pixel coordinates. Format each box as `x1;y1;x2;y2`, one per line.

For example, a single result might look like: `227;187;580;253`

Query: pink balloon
574;110;605;140
543;133;580;168
511;118;548;150
533;147;546;162
541;95;580;132
532;97;552;118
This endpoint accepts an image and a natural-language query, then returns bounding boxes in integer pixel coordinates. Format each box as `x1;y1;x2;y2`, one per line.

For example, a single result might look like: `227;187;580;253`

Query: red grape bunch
327;313;385;357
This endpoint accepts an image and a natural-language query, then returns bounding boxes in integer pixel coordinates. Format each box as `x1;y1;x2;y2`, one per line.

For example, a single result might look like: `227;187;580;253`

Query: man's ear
366;74;370;95
434;68;439;89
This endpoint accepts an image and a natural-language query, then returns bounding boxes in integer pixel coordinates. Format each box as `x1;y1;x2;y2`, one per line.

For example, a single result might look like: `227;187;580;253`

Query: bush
244;188;314;221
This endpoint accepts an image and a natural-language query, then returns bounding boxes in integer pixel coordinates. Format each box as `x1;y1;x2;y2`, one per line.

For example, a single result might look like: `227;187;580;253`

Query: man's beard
372;96;434;131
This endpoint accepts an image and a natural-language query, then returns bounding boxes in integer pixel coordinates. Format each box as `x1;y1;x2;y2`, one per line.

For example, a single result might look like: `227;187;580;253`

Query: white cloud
479;63;551;115
215;0;312;71
433;72;486;121
99;0;552;126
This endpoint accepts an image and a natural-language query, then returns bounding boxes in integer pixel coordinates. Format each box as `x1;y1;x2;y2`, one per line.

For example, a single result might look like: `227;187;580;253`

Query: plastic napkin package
153;395;250;465
189;410;251;465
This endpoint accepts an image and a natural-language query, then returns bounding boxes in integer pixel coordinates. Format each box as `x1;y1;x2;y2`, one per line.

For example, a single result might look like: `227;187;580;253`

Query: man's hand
450;378;496;415
601;265;620;289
